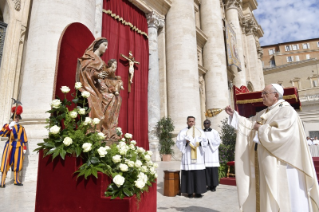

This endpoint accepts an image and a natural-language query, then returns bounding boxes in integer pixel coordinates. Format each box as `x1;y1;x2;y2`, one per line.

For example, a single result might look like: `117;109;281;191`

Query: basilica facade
0;0;263;180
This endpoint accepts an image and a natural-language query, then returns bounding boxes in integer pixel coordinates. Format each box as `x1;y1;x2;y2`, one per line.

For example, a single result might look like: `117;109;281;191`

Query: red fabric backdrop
102;0;149;150
54;23;95;109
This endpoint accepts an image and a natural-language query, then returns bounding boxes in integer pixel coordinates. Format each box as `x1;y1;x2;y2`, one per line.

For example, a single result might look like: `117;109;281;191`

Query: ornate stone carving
20;25;26;44
256;41;263;59
199;75;206;123
225;0;242;10
13;0;21;11
241;17;258;35
146;11;164;29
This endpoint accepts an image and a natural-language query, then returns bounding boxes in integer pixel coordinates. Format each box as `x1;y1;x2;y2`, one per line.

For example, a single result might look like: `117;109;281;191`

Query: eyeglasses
261;91;277;96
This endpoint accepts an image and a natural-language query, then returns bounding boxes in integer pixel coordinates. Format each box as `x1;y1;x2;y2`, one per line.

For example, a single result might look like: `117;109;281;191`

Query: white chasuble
203;130;221;167
176;127;208;170
229;100;319;212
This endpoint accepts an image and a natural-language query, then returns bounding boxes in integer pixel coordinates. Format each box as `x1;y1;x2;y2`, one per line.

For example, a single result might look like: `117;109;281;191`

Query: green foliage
34;85;158;201
155;117;175;155
218;164;228;180
219;118;236;164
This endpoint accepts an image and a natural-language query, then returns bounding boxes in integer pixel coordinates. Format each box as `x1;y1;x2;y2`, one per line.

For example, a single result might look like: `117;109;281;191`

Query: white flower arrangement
83;117;92;125
119;163;129;172
124;133;132;139
78;108;86;115
97;147;108;157
135;160;142;168
112;155;122;163
113;175;125;187
69;111;78;118
144;154;151;161
92;118;100;125
130;140;136;145
97;132;106;140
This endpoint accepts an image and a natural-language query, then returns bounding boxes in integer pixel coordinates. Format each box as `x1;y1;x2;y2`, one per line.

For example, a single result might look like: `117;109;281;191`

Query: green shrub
156;117;175;155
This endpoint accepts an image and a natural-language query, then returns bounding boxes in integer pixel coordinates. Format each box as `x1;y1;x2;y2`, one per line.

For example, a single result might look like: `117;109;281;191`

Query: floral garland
35;82;158;199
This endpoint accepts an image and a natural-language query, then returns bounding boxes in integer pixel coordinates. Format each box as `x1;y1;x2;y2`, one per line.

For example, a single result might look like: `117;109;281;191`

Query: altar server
0;106;28;187
176;116;208;198
203;119;221;192
225;84;319;212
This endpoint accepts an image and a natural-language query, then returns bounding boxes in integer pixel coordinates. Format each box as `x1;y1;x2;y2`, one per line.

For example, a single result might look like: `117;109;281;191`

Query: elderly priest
225;84;319;212
176;116;208;198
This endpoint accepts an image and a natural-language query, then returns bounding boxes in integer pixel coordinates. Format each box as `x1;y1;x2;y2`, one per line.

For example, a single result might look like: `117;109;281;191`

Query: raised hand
225;105;234;117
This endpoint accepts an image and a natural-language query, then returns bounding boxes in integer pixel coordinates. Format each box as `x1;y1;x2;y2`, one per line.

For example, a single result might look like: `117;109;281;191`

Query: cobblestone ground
0;161;238;212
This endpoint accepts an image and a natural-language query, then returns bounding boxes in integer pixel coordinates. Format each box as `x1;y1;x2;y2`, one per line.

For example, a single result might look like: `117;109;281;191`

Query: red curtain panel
102;0;149;150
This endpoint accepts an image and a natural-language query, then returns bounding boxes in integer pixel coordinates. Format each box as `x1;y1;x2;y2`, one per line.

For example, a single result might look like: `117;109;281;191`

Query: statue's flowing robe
230;100;319;212
176;127;208;194
203;128;221;188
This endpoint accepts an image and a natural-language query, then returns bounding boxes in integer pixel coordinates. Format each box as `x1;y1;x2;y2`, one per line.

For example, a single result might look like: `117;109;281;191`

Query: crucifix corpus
120;51;139;92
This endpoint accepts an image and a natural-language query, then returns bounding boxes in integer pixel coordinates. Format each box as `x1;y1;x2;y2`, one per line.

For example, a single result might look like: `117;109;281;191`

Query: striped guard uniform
0;123;28;185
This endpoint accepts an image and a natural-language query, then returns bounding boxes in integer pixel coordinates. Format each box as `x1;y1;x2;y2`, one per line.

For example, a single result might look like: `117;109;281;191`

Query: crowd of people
307;136;319;145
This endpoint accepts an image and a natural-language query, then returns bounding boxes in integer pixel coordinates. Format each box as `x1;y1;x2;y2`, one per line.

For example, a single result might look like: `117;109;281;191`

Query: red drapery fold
102;0;149;150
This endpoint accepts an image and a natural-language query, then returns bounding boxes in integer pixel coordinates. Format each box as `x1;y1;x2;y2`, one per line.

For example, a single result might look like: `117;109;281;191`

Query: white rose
49;125;60;134
113;175;125;188
135;160;142;168
119;147;128;155
121;138;125;142
149;167;156;175
51;99;61;109
153;163;158;168
63;137;73;146
112;155;122;163
97;147;108;157
82;143;92;152
127;161;135;167
69;111;78;118
83;117;92;125
134;180;145;189
119;163;129;172
144;155;151;161
75;82;82;89
137;147;145;154
147;151;153;156
129;144;135;150
147;161;154;167
97;132;106;140
61;86;70;93
137;172;148;183
130;140;136;145
92;118;100;125
141;166;148;173
104;146;111;150
154;173;158;178
81;91;90;98
116;127;122;132
118;141;126;147
78;108;86;115
124;133;132;139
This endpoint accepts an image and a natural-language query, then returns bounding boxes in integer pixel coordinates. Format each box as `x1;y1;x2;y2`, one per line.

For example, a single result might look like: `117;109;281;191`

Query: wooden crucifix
120;51;139;92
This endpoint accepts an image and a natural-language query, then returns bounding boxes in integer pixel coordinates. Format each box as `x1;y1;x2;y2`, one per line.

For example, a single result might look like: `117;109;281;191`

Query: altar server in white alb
176;116;208;198
225;84;319;212
203;119;221;192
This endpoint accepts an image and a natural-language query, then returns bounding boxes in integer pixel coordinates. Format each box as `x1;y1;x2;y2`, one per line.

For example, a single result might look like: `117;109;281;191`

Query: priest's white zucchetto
272;84;284;96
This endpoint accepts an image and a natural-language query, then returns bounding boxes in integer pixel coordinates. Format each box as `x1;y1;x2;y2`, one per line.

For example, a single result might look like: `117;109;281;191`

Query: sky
254;0;319;46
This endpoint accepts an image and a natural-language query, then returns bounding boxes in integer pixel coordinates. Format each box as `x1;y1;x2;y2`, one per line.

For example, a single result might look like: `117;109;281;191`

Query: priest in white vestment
203;119;221;192
225;84;319;212
176;116;208;198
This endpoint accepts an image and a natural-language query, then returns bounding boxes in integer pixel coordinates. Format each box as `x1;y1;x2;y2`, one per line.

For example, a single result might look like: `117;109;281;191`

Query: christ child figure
100;59;124;96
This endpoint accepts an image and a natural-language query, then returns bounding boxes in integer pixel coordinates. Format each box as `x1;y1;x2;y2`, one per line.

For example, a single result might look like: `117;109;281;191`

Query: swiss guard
0;105;28;187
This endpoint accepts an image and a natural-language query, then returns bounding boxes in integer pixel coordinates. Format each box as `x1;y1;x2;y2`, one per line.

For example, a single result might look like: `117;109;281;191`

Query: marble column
166;0;201;132
146;12;164;162
201;0;229;130
225;0;247;87
257;43;265;88
94;0;103;38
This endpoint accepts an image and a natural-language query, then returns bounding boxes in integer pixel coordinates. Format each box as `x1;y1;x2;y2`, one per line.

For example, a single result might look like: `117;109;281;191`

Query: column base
149;141;161;162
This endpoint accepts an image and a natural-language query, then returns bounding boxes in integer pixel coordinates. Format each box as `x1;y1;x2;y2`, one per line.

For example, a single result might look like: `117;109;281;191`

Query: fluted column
225;0;246;87
146;12;164;161
201;0;229;130
257;42;265;88
166;0;201;132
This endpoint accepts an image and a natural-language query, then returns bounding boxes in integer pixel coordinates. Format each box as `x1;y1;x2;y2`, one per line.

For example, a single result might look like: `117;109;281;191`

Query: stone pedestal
166;0;201;131
201;0;229;130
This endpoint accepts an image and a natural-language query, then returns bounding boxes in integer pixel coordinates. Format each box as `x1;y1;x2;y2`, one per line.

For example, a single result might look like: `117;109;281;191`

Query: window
317;42;319;48
293;81;300;89
287;56;293;62
303;43;310;49
285;45;291;51
306;54;310;59
295;56;300;61
270;59;276;67
292;44;299;50
313;80;318;87
268;49;274;55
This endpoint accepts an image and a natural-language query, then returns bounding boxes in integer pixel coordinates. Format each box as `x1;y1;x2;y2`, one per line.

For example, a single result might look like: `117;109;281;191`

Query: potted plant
156;117;175;161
